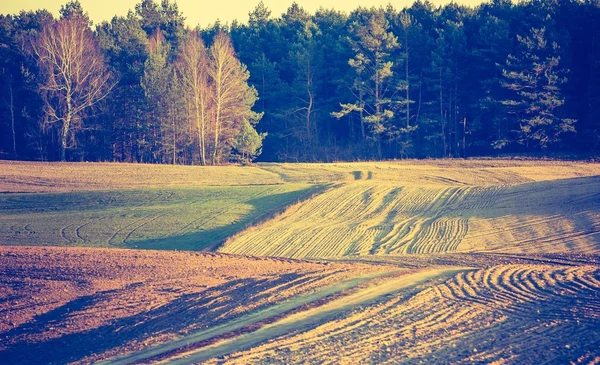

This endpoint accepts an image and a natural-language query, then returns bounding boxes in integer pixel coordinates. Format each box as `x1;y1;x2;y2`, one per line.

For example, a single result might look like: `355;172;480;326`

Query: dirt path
101;267;470;364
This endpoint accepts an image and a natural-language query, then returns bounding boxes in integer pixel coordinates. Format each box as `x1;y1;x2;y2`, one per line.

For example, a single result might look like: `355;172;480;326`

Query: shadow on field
0;273;309;365
0;185;325;251
127;185;327;251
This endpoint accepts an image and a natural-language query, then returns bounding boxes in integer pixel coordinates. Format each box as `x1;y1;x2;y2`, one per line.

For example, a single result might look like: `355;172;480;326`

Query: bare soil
0;246;384;364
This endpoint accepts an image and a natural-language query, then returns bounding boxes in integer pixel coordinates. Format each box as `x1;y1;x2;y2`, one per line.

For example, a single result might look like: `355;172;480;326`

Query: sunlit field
2;0;600;362
1;160;599;364
222;162;600;257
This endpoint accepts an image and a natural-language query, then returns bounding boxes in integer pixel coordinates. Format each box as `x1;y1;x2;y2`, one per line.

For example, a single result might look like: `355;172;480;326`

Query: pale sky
1;0;490;27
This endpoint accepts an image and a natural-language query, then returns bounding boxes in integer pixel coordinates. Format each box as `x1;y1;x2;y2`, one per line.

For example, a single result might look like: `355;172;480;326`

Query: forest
0;0;599;163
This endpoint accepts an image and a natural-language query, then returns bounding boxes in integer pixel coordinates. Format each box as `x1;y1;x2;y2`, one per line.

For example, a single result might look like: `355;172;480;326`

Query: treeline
0;1;262;163
1;0;599;163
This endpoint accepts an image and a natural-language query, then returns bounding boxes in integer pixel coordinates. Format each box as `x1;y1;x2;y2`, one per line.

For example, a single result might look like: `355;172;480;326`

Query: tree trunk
359;83;365;141
463;117;467;158
306;85;314;144
61;114;70;162
454;64;459;157
196;90;207;166
440;68;445;157
172;115;176;164
306;49;314;145
416;67;423;125
197;113;205;166
213;59;223;165
213;106;221;165
405;31;410;129
9;83;16;158
61;91;73;162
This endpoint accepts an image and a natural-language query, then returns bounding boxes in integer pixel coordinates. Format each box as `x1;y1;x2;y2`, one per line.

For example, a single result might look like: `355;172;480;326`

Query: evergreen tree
97;12;149;162
1;0;599;162
280;3;322;160
140;28;170;162
333;7;399;159
500;27;576;149
135;0;184;54
233;119;264;164
465;7;512;153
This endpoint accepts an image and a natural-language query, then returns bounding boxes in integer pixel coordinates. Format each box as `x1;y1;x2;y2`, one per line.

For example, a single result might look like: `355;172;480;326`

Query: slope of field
126;267;468;365
0;246;385;365
0;161;284;193
0;184;318;251
2;160;600;364
212;260;600;365
221;175;600;257
259;160;600;185
459;176;600;253
4;159;600;193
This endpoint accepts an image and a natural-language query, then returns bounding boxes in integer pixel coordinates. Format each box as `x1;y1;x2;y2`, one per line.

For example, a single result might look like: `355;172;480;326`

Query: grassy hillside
2;160;600;254
0;184;318;251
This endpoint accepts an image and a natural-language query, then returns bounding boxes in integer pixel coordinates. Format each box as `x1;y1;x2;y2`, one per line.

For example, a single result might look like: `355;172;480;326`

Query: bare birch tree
208;32;258;165
176;32;210;165
32;14;112;161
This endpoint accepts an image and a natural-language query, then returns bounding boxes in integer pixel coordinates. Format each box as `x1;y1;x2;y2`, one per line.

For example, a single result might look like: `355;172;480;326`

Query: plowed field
1;160;599;364
221;166;600;257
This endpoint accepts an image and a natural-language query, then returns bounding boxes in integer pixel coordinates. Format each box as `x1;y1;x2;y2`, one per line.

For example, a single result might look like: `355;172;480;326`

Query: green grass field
0;184;318;251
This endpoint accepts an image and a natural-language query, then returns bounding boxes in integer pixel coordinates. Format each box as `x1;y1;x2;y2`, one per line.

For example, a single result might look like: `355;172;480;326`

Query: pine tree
282;3;321;159
501;27;576;149
97;12;149;162
233;119;264;164
140;28;170;162
333;8;399;159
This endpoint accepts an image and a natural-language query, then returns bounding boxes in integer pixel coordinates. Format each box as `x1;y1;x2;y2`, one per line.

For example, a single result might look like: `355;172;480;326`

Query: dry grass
259;159;600;185
3;159;600;193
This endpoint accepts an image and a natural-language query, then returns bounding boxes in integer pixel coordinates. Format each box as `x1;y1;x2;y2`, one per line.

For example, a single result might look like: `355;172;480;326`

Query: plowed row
221;176;600;257
0;246;384;365
2;160;600;365
221;183;473;257
212;263;600;365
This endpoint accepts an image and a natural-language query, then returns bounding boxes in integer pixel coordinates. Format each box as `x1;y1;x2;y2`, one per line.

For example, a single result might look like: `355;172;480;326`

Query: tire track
102;268;467;365
216;264;600;365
